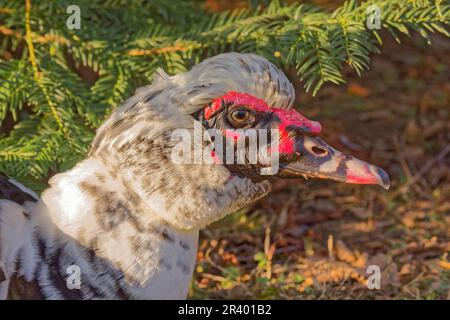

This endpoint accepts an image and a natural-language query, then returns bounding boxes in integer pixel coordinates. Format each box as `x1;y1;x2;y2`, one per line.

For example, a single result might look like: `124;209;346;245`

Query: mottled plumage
0;53;286;299
0;53;388;300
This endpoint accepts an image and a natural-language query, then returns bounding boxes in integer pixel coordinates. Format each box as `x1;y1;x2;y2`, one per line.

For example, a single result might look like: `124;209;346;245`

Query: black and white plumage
0;53;388;300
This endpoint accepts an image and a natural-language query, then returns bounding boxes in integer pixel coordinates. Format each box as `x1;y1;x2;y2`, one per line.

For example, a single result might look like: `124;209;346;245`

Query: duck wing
0;172;43;300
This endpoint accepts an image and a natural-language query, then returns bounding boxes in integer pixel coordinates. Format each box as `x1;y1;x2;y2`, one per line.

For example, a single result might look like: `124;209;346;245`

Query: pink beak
278;136;390;190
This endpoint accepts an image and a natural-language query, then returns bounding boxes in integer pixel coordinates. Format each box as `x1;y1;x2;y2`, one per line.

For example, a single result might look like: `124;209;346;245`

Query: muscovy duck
0;53;389;299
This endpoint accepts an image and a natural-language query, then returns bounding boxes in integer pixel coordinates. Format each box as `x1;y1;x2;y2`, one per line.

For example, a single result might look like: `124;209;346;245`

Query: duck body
0;53;388;299
1;158;199;299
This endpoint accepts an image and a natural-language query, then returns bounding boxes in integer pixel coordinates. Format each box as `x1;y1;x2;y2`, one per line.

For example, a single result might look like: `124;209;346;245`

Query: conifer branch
24;0;65;132
0;0;448;187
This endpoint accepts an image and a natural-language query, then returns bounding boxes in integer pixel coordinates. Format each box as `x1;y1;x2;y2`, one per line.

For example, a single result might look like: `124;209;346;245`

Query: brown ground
190;33;450;300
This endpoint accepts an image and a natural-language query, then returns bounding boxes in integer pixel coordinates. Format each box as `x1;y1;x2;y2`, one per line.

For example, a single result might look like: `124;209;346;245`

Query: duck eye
228;108;254;127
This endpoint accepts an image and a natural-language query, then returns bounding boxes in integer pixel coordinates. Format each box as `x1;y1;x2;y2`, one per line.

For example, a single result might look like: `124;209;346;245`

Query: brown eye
228;108;254;127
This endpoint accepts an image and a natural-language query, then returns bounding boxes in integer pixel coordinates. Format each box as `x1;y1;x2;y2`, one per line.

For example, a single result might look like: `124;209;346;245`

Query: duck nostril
311;146;327;156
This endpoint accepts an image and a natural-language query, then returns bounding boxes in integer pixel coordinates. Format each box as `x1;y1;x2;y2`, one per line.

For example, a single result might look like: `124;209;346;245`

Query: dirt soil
190;33;450;300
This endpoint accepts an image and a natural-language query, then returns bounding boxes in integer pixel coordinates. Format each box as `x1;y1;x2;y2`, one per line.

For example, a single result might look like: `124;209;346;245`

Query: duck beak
277;136;390;190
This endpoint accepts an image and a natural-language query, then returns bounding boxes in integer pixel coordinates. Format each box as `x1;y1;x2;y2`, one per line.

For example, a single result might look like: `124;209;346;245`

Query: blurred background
191;1;449;300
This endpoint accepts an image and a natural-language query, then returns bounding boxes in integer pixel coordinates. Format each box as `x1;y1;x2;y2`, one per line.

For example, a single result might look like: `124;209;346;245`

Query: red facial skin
204;91;321;156
202;91;390;189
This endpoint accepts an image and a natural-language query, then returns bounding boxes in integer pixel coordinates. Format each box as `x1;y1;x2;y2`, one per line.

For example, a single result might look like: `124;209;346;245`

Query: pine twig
24;0;65;132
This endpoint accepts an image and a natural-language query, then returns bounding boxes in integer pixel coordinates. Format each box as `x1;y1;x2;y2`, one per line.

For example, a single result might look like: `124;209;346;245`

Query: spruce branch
0;0;449;188
24;0;64;132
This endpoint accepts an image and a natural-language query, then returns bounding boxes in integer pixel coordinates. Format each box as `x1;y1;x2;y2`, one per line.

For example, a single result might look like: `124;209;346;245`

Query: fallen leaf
347;83;371;97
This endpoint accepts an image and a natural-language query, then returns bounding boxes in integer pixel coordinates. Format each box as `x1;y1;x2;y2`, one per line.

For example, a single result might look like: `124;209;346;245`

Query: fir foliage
0;0;449;191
